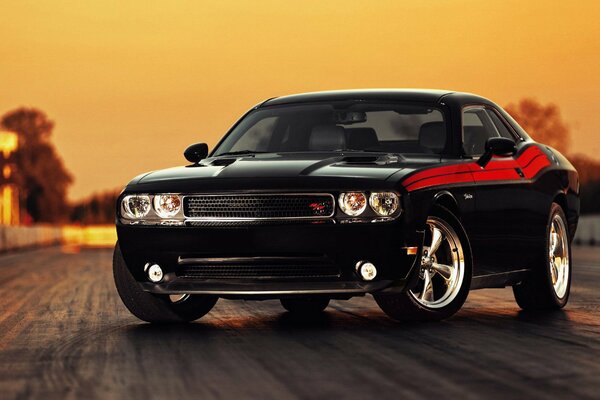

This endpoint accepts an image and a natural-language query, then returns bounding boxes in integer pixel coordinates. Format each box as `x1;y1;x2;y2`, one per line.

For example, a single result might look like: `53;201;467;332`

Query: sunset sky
1;1;599;200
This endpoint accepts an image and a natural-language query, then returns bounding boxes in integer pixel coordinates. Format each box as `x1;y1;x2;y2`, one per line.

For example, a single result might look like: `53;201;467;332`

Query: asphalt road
0;246;599;400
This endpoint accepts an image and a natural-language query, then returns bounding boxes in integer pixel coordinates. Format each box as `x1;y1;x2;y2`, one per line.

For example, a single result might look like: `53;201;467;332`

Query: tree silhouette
505;99;570;155
1;108;73;223
71;190;120;224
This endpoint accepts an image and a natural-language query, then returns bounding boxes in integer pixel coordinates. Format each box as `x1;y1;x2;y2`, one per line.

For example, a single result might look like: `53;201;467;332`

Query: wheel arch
433;191;460;218
553;191;568;216
431;190;476;275
551;190;578;241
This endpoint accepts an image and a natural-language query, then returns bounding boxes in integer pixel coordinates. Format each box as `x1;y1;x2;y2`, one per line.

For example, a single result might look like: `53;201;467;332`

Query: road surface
0;246;599;399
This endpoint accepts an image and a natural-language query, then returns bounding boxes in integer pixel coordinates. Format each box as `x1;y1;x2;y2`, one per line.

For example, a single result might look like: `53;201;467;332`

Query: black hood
126;153;441;193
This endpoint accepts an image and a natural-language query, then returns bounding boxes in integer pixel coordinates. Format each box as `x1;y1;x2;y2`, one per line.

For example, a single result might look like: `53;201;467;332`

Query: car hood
127;153;441;192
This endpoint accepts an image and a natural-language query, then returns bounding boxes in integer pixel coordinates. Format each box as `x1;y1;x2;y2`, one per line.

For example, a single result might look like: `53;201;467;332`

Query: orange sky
1;1;599;200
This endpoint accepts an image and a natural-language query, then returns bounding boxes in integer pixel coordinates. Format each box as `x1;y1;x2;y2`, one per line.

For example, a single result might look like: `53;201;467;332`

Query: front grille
183;194;335;220
185;219;335;227
177;264;341;280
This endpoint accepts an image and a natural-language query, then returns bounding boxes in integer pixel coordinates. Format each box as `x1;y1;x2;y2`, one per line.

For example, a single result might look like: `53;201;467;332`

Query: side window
486;109;516;140
462;107;499;156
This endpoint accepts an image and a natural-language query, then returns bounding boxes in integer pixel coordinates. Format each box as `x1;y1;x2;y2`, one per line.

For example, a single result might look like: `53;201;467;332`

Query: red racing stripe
405;171;474;192
402;163;473;187
522;155;552;178
403;146;551;192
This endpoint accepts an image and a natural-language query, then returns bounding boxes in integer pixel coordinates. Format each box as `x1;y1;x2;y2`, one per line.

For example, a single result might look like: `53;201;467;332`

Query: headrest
309;125;346;151
419;122;446;153
346;128;379;150
463;126;489;155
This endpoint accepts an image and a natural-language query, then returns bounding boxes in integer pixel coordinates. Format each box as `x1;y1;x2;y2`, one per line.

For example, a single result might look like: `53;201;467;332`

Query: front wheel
374;206;472;321
113;243;218;323
512;203;571;311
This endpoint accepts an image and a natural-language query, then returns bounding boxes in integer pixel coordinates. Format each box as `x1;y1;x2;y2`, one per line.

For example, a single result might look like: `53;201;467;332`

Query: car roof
261;89;492;107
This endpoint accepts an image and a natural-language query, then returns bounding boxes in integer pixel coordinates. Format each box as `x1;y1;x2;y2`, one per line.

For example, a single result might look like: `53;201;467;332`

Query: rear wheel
374;206;472;321
113;243;218;323
280;297;330;315
513;203;571;311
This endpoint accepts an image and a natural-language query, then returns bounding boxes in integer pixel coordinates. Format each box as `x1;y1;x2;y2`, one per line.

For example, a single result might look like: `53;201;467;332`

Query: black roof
262;89;457;107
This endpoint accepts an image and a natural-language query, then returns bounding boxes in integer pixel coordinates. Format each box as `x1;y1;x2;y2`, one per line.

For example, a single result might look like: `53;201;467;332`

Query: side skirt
471;269;531;290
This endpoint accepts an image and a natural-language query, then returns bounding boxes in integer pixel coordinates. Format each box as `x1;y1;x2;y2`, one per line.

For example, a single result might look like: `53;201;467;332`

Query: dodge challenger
114;89;579;323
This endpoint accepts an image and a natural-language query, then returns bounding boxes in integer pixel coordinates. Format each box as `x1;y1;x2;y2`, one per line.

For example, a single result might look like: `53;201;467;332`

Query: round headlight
154;194;182;218
369;192;399;216
122;195;151;219
339;192;367;216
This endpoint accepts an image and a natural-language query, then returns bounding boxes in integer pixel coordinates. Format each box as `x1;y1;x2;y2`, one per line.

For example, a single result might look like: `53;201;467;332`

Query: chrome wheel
549;214;569;299
409;216;465;309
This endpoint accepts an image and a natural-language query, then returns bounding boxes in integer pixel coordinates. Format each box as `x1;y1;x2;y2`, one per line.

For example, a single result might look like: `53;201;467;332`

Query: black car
114;89;579;323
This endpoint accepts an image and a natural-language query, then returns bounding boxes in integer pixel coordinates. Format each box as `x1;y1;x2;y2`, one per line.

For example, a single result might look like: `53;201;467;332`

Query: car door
463;106;536;274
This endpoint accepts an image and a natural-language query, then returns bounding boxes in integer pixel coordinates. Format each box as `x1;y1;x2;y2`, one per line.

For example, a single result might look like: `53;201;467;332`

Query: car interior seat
308;125;347;151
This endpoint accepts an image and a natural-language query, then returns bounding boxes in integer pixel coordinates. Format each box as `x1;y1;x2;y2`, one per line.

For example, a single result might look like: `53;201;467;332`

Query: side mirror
184;142;209;163
477;137;516;167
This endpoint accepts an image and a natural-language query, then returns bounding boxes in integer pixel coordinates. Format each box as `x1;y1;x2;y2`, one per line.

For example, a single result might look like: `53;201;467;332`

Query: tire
280;297;330;315
113;243;218;323
513;203;571;311
374;206;472;321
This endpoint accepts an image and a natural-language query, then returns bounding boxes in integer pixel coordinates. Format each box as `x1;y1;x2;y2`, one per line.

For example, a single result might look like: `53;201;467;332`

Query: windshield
213;102;447;156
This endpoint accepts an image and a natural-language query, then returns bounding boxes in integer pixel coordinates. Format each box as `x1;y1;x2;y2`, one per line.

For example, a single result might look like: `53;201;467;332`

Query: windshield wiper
213;150;269;157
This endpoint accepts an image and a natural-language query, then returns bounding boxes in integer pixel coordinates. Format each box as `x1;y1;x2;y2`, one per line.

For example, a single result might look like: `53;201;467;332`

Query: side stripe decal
404;146;551;192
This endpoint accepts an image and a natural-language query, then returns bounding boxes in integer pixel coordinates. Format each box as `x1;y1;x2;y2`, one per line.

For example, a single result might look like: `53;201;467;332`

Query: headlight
122;195;151;219
153;194;182;218
339;192;367;216
369;192;399;216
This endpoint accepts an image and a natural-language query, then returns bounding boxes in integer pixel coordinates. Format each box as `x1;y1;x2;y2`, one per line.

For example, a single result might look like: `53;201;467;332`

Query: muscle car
113;89;579;323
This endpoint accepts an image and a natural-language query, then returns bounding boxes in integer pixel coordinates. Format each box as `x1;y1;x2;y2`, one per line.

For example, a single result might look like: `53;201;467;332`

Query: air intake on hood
340;154;400;165
210;158;238;166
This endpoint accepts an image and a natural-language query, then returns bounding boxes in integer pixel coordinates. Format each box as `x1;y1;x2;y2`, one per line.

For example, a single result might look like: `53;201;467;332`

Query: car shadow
115;304;576;340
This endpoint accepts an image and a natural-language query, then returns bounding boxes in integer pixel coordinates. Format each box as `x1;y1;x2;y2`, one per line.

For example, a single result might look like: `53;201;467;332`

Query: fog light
147;264;163;283
356;261;377;281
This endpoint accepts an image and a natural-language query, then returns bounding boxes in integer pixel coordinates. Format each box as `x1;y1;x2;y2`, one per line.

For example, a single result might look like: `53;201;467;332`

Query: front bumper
140;280;399;299
117;221;423;298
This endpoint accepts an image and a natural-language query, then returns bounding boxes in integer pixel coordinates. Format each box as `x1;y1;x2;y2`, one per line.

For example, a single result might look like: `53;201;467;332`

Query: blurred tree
569;154;600;186
505;98;570;155
71;190;119;224
1;108;73;223
506;98;600;213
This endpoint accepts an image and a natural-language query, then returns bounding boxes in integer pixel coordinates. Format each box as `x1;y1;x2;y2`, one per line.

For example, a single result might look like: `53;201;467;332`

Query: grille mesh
177;264;341;280
185;219;334;227
183;194;334;219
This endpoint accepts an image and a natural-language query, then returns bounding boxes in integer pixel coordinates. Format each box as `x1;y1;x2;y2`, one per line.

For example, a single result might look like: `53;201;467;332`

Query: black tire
374;206;472;321
280;297;330;314
513;203;571;311
113;243;218;323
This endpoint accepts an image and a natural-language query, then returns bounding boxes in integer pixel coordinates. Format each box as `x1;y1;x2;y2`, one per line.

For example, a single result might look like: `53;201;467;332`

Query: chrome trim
181;192;336;221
